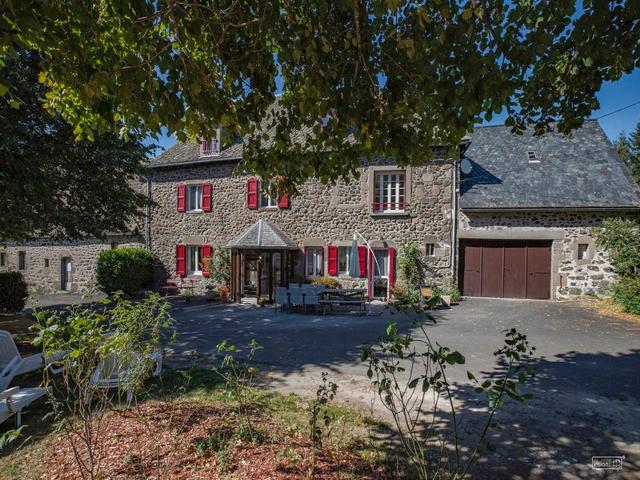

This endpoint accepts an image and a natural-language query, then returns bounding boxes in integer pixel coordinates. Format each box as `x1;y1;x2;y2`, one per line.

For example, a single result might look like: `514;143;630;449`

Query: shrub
203;245;230;289
0;272;28;313
311;276;340;288
596;217;640;277
612;276;640;315
96;247;154;294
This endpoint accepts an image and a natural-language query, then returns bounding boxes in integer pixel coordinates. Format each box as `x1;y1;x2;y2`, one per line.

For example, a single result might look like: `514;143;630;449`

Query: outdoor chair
275;287;289;311
0;386;48;427
0;330;46;391
85;349;163;405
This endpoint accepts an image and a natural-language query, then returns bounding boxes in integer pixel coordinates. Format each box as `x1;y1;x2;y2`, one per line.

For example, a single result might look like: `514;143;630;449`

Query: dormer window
200;138;219;156
200;128;222;156
527;150;540;163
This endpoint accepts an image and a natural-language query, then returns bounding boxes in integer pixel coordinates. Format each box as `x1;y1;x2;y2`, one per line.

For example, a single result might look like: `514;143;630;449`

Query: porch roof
226;219;298;250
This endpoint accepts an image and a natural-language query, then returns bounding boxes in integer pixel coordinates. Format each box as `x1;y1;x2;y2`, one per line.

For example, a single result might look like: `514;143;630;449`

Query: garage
459;240;551;299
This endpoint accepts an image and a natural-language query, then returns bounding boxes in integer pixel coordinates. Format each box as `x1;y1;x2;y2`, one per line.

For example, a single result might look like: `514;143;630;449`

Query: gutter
460;206;640;212
148;156;242;169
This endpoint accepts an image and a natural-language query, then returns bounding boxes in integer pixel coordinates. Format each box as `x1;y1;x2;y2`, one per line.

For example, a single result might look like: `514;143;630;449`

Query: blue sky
148;68;640;157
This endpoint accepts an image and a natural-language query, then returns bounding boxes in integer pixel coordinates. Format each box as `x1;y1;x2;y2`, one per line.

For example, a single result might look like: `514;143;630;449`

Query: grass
0;368;393;480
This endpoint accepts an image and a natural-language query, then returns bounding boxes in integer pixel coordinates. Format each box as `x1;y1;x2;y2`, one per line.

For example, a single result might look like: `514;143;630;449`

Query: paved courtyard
167;298;640;479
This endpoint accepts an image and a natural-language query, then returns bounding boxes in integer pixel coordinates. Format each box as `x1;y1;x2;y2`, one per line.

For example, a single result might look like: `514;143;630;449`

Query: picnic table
319;288;367;315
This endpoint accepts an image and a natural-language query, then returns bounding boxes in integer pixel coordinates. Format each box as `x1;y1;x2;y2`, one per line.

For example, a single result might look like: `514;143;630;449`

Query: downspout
145;176;152;250
450;155;458;284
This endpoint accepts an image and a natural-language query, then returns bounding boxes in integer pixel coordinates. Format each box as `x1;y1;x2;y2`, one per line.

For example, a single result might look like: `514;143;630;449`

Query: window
373;250;389;277
260;182;278;208
187;185;202;211
18;251;26;270
373;171;406;212
578;243;589;260
305;247;324;277
426;243;436;257
44;258;50;268
338;247;352;275
0;252;5;267
527;150;540;163
186;245;203;275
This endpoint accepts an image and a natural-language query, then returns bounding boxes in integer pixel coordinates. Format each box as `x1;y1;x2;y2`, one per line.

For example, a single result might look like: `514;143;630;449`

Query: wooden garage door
460;240;551;299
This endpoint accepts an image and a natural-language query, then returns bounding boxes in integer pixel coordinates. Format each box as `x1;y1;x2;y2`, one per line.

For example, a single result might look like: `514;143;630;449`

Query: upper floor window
373;171;406;213
426;243;436;257
186;245;202;275
305;247;324;277
0;252;6;267
187;185;202;211
578;243;589;260
18;251;26;270
260;182;278;208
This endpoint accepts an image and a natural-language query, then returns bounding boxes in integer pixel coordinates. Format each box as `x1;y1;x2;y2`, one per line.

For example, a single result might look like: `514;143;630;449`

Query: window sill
186;273;203;278
260;206;278;210
186;210;204;214
370;211;410;218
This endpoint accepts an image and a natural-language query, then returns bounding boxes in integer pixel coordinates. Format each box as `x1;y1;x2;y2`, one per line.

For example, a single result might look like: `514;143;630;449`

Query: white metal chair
0;330;46;391
275;287;289;311
0;386;48;426
86;349;163;405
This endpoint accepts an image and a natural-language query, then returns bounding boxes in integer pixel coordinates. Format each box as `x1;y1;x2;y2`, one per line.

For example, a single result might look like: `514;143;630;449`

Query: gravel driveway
168;298;640;479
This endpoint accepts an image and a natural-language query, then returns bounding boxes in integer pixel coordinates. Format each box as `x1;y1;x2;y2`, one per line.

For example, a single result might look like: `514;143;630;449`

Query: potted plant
219;285;230;303
203;246;231;302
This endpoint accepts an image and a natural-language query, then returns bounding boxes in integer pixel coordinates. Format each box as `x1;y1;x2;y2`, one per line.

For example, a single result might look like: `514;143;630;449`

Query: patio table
320;288;367;315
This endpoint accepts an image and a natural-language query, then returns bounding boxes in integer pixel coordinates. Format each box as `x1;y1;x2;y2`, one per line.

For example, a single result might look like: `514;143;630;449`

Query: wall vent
526;150;540;163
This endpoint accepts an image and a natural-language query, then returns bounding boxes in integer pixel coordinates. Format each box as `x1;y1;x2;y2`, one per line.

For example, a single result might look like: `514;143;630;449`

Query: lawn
0;368;396;480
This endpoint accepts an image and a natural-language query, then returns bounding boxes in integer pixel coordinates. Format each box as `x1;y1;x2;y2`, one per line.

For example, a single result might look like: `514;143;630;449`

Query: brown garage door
460;240;551;299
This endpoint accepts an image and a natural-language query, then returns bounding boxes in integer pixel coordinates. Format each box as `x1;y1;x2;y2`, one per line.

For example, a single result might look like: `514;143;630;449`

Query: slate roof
226;219;298;250
460;120;640;210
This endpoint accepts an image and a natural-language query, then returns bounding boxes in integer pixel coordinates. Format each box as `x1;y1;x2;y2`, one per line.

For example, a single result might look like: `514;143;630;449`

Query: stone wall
458;210;639;298
148;159;456;292
0;236;144;294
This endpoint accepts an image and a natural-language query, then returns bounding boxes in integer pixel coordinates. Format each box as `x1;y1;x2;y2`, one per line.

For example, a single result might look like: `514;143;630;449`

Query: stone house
3;119;638;300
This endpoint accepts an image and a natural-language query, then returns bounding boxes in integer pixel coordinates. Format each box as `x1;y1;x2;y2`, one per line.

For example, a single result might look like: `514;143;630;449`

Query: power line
595;100;640;120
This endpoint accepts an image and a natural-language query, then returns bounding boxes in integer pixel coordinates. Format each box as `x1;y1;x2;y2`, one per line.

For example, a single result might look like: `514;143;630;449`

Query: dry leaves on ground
43;401;384;480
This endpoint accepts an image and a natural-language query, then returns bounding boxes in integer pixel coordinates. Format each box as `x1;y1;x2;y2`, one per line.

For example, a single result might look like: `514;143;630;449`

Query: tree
614;123;640;185
2;1;639;192
0;51;149;241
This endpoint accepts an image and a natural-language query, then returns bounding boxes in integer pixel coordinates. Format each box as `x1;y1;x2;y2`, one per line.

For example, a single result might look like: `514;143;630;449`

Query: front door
61;257;72;291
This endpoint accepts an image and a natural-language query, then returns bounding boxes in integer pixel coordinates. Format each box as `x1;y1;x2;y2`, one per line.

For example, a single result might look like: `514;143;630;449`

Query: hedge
96;247;155;295
0;272;28;313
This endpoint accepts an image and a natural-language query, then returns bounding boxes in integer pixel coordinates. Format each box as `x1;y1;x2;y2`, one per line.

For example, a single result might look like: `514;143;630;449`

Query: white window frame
306;247;324;277
338;247;352;275
260;181;278;208
374;171;406;213
187;185;203;212
186;245;203;275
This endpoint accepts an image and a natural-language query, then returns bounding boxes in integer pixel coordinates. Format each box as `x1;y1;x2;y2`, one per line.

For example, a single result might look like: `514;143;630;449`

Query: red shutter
202;183;212;212
358;246;367;278
247;179;258;209
177;185;186;212
202;244;212;277
388;247;396;288
278;191;289;209
176;244;186;277
327;246;338;276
